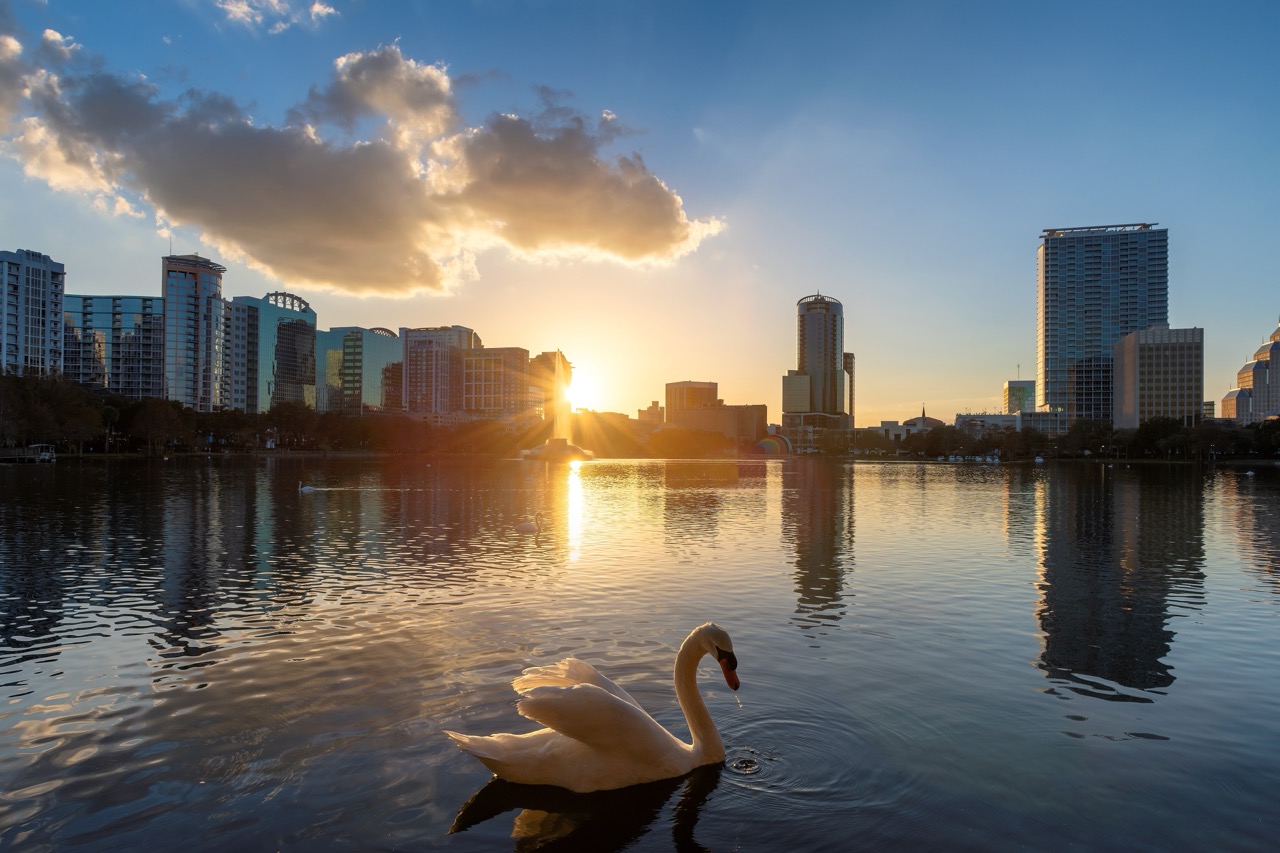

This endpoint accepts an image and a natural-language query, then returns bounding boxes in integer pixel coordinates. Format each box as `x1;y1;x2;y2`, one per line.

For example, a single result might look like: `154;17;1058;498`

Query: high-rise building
1112;326;1204;429
316;326;401;415
224;298;257;412
1004;379;1035;414
1036;224;1168;423
2;249;65;377
665;381;718;422
1220;317;1280;424
782;294;849;429
844;352;856;427
463;346;531;418
63;295;165;399
224;292;317;413
401;325;481;418
163;254;227;412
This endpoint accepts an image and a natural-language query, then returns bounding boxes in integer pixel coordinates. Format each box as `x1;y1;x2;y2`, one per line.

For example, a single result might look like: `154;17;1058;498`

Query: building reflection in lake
1218;470;1280;593
1034;465;1206;701
783;459;853;642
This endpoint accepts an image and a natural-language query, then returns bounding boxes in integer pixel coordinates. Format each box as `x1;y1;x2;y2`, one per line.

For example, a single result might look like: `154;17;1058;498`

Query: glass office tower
782;294;848;427
1036;224;1168;423
163;254;226;412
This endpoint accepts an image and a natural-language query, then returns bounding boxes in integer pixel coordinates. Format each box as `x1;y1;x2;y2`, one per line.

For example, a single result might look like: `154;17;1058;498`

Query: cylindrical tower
796;294;844;415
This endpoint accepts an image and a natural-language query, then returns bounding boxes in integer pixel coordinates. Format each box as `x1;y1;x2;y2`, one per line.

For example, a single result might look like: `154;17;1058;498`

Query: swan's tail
443;730;505;771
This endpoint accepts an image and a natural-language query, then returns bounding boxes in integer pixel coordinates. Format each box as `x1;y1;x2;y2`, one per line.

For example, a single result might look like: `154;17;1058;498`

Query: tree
127;398;186;455
1058;419;1113;457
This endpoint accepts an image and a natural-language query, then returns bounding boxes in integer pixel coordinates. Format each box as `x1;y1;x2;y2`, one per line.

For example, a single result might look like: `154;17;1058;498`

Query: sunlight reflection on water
0;457;1278;851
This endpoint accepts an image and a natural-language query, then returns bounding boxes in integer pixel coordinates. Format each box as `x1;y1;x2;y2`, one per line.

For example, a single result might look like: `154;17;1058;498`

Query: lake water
1;456;1277;851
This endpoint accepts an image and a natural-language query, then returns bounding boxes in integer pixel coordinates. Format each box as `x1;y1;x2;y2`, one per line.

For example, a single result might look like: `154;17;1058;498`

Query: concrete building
316;326;401;414
401;325;481;418
63;295;164;399
844;352;856;427
1004;379;1035;414
1220;317;1280;424
670;403;767;444
1112;326;1204;430
1037;224;1168;424
163;254;227;412
665;380;719;421
637;401;664;425
2;249;65;377
956;413;1020;437
463;346;531;419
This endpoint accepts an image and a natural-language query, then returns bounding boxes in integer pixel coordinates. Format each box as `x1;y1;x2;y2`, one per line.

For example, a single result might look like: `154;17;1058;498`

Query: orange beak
716;646;740;691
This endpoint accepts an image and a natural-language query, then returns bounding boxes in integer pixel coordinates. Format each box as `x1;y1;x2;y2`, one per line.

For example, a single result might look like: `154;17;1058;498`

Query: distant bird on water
514;512;543;534
299;481;317;493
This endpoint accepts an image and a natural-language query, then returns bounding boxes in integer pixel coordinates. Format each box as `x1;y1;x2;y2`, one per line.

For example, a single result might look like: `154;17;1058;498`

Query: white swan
513;512;543;534
298;481;317;493
444;622;740;793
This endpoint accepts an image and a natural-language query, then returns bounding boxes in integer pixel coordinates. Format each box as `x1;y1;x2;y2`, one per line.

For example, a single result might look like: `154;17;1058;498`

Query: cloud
0;29;722;296
214;0;338;35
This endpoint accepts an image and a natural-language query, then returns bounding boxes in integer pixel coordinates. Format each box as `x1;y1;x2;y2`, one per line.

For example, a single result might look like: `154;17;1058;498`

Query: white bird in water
513;512;543;534
298;481;317;493
444;622;741;793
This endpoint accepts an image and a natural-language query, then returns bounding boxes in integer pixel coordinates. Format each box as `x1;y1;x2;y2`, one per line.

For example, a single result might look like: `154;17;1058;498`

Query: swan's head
698;622;739;691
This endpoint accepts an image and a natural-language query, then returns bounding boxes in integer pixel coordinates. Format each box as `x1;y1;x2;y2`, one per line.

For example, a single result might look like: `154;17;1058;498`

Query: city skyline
2;1;1277;425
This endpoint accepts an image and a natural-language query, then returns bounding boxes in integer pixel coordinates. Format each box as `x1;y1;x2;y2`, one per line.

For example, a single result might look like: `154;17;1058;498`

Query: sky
1;0;1277;425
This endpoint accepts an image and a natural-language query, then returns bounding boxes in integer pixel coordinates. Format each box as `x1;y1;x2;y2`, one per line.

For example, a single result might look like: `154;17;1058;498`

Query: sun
566;367;603;412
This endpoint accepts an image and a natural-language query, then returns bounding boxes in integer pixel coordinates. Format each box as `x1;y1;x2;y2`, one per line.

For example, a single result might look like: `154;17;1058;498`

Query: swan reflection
450;764;723;852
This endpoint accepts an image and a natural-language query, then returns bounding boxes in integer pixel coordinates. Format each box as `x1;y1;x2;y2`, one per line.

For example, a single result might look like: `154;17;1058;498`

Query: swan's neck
673;633;724;762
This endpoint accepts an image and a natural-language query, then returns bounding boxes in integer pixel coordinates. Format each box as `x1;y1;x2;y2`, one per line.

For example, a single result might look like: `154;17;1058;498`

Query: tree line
0;373;745;458
853;416;1279;462
3;373;1276;460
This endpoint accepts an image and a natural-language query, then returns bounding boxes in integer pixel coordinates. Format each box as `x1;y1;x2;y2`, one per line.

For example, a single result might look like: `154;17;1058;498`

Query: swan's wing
513;658;644;711
516;683;675;753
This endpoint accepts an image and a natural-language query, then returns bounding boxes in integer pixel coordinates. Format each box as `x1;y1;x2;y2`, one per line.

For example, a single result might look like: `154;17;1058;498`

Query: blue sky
1;0;1276;424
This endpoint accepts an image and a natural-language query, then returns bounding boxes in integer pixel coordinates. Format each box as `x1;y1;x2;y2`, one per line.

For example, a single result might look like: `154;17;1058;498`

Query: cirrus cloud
0;24;722;296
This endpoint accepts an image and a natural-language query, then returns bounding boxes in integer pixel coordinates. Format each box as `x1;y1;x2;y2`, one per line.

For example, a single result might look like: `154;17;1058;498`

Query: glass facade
2;249;64;377
63;295;165;398
784;294;847;418
1036;224;1168;423
163;254;227;412
227;292;317;413
316;326;401;414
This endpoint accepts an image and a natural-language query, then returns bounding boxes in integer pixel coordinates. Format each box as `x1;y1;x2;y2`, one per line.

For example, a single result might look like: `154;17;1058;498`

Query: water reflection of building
1001;466;1040;560
1219;473;1280;592
661;462;732;549
1036;467;1206;700
783;460;854;639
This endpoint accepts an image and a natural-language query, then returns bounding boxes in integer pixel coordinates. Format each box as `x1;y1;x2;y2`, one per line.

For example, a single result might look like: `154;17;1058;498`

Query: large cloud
0;24;721;295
